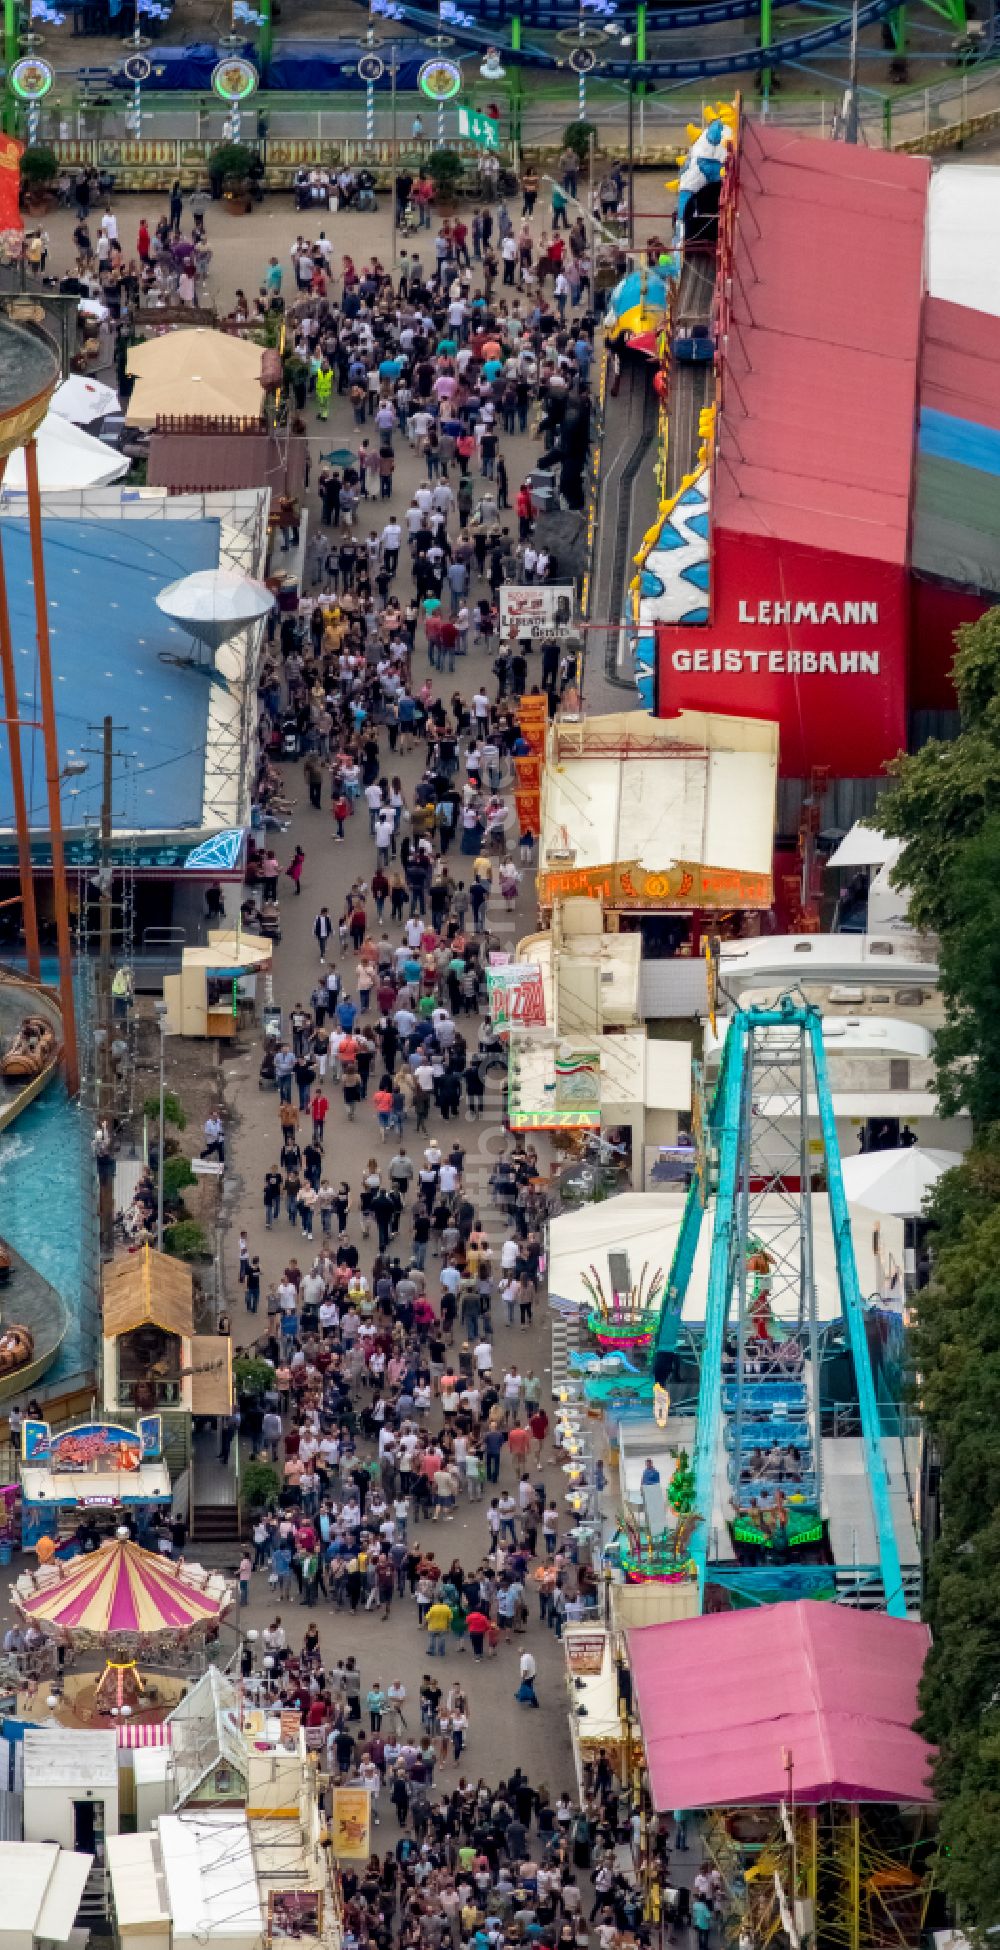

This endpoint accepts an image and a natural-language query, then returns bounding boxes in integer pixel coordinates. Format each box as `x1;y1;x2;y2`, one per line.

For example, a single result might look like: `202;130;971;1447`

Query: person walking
516;1648;539;1707
313;905;333;961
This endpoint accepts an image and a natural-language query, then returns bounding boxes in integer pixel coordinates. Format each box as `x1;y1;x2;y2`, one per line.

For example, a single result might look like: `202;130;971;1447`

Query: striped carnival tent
13;1536;233;1648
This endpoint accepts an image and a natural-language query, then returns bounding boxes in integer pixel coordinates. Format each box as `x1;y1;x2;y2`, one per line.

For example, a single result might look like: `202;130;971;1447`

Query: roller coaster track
354;0;899;77
590;358;657;691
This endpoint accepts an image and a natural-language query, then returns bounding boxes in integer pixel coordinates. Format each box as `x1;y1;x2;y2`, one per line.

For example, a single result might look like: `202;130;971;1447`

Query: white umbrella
50;373;120;425
155;568;275;655
3;412;129;492
841;1145;963;1219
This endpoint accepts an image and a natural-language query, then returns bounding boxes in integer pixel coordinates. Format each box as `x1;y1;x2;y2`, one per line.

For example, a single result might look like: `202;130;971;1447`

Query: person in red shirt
439;616;459;669
529;1406;549;1462
332;793;349;841
466;1609;490;1658
508;1423;531;1466
137;218;151;263
310;1090;329;1141
516;482;533;541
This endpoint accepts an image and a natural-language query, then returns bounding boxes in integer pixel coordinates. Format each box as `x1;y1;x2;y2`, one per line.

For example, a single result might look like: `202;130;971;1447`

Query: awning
117;1722;173;1748
826;825;902;871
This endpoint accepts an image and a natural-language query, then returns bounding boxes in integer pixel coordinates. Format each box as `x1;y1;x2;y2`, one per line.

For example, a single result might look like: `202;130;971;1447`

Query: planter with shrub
208;141;256;211
234;1355;276;1399
242;1459;281;1511
426;149;464;209
163;1219;210;1261
20;147;58;210
561;119;598;164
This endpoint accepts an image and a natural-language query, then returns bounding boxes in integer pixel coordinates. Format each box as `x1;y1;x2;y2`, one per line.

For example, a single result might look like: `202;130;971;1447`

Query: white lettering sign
671;648;881;675
737;600;879;626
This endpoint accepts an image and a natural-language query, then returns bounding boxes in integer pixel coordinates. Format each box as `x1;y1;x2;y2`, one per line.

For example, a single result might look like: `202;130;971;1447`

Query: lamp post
154;999;168;1249
24;436;79;1096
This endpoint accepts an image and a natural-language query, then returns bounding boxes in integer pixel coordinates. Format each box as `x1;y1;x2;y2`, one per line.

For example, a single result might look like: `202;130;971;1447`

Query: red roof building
652;124;1000;779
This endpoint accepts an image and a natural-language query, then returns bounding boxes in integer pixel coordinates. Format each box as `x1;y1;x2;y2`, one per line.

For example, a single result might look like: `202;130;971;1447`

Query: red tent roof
920;294;1000;435
627;1602;934;1809
715;125;929;565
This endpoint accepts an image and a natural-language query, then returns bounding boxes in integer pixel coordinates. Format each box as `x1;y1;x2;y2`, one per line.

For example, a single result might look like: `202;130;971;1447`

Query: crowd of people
8;149;716;1946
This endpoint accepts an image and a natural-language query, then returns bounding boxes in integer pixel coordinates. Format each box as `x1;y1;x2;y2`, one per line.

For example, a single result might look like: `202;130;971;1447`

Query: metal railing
14;57;1000;163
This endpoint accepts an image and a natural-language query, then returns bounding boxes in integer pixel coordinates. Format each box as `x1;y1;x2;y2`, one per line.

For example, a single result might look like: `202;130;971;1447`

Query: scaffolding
701;1802;937;1950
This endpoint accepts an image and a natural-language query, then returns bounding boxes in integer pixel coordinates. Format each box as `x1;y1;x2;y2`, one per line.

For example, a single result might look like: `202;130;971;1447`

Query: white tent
50;373;120;425
840;1145;963;1218
3;413;128;492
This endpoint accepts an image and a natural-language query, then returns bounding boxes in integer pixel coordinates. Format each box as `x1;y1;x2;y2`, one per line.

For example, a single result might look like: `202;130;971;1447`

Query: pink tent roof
627;1602;934;1809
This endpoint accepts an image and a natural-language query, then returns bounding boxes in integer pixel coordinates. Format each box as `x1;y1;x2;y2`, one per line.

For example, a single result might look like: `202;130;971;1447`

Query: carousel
12;1529;235;1722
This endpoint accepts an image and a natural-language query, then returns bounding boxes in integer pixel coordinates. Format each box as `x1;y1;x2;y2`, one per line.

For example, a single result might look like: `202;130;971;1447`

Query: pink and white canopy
14;1537;231;1641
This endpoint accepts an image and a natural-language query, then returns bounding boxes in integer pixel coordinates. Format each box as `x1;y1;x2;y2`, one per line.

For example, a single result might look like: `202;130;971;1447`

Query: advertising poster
500;584;574;639
564;1628;607;1676
331;1785;372;1860
554;1049;601;1114
516;692;549;755
487;963;546;1032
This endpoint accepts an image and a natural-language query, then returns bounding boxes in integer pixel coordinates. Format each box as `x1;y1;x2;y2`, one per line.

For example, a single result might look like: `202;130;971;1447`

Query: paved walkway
111;182;582;1793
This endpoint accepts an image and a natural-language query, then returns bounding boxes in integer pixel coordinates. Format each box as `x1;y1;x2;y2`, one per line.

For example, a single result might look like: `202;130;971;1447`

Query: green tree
561;119;597;163
234;1355;276;1399
162;1155;196;1204
887;605;1000;1930
163;1219;209;1260
241;1459;281;1510
880;605;1000;938
143;1090;186;1131
931;818;1000;1121
910;1154;1000;1929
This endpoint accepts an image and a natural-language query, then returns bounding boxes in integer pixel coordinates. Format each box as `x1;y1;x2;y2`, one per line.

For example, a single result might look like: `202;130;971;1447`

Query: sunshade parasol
50;373;121;425
156;567;274;653
14;1535;233;1639
125;328;265;427
321;448;357;467
840;1146;963;1219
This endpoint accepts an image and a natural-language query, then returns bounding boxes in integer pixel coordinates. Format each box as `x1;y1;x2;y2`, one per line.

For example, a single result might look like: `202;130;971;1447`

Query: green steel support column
891;4;907;49
760;0;772;104
510;12;523;158
258;0;273;76
3;0;18;136
883;94;893;144
635;1;647;128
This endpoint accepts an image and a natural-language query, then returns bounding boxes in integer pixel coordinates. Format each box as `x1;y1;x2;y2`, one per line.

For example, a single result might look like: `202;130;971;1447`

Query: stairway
192;1502;241;1543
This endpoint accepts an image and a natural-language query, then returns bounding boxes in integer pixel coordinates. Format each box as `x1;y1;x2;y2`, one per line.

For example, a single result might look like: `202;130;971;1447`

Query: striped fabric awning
117;1721;173;1748
15;1537;232;1637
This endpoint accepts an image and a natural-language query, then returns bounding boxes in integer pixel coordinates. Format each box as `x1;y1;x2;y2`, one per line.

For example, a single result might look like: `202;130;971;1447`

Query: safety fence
24;54;1000;173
